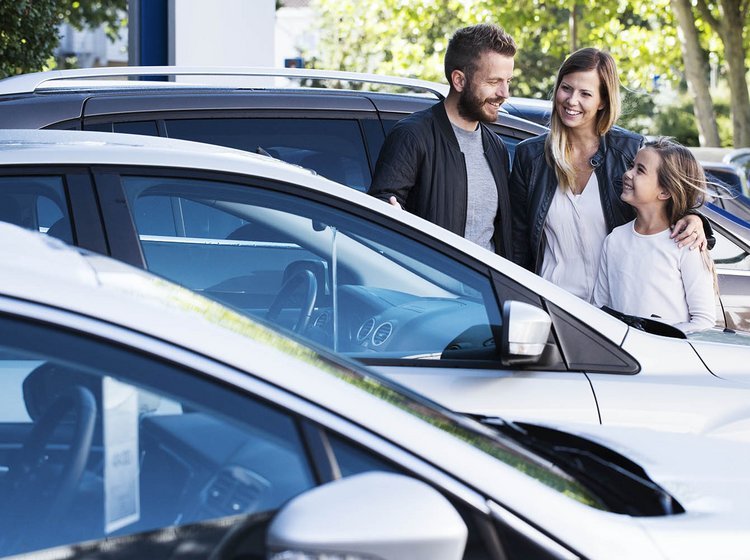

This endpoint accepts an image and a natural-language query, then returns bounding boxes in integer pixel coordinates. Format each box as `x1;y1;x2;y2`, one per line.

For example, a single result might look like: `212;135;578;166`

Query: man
368;23;516;256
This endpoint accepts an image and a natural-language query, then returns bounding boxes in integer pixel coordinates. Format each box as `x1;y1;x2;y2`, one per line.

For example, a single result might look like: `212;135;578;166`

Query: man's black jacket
369;102;513;258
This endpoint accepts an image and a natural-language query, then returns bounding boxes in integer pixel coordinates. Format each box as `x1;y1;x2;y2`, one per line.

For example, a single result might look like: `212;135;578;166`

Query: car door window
0;314;315;557
712;227;750;270
121;175;503;363
0;176;73;243
164;118;372;191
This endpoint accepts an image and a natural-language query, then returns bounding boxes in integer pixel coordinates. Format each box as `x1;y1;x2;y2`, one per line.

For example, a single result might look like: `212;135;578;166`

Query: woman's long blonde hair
546;48;621;191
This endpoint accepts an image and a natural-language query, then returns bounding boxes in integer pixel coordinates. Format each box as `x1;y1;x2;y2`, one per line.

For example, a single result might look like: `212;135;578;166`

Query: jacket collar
431;101;495;153
431;101;461;149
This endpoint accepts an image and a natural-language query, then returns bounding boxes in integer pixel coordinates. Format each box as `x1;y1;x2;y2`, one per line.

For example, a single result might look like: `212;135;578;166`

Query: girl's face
621;148;669;208
554;69;605;133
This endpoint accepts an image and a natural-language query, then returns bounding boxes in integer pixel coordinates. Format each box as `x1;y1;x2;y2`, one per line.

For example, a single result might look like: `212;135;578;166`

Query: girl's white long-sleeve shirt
593;221;716;333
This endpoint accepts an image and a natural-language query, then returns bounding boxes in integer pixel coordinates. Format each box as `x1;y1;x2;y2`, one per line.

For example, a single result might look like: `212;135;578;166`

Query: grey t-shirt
451;123;498;251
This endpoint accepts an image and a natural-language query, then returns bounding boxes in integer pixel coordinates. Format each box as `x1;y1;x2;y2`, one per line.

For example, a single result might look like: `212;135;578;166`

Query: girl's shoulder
607;220;636;238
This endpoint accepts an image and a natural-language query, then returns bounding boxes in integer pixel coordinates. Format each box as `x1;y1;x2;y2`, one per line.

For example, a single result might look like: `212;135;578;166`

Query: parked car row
1;128;750;437
1;67;748;331
1;67;750;559
1;222;750;560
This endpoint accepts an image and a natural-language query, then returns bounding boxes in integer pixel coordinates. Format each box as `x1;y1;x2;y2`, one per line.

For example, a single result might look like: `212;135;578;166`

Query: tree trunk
720;3;750;147
695;0;750;146
569;3;578;53
670;0;721;146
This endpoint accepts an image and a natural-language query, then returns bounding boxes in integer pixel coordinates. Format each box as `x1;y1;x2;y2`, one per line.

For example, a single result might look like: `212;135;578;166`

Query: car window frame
0;166;106;255
84;164;641;374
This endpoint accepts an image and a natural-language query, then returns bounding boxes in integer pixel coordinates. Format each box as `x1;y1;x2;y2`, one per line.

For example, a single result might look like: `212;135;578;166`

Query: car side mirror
266;471;467;560
501;300;552;366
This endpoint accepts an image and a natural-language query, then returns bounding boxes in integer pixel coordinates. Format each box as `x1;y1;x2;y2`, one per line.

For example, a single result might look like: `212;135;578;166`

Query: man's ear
451;69;466;92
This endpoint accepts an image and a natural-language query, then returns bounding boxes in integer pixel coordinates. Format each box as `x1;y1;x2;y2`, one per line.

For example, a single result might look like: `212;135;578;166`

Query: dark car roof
0;67;547;137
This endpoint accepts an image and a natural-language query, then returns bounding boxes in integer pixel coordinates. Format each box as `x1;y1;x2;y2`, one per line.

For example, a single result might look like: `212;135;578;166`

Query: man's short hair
444;23;516;83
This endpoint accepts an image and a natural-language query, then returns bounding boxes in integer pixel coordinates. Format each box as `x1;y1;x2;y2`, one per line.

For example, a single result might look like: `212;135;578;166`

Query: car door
83;167;603;425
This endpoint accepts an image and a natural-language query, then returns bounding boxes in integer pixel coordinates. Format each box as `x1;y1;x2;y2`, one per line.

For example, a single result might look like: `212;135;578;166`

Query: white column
170;0;275;77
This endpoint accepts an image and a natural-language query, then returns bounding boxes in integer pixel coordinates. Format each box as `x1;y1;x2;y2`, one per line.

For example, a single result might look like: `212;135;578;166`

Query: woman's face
554;69;605;133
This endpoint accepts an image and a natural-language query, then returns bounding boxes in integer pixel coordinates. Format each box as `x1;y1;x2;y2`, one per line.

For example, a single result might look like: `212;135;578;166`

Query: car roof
0;66;450;98
0;66;548;137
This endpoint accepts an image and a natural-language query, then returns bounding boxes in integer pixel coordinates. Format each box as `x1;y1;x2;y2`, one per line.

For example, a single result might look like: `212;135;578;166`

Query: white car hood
562;423;750;503
539;421;750;554
687;331;750;387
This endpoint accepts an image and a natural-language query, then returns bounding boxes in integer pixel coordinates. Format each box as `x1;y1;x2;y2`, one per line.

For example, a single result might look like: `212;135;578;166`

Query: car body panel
373;367;601;424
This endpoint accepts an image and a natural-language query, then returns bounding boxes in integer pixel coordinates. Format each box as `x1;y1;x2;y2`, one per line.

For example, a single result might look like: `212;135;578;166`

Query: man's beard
457;79;504;124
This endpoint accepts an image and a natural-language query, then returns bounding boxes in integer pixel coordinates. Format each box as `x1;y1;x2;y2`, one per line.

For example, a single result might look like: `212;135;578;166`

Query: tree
671;0;721;146
690;0;750;146
0;0;126;79
0;1;59;77
311;0;686;99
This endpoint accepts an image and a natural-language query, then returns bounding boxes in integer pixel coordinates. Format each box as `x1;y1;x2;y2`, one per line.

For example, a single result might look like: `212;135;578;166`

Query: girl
593;138;716;333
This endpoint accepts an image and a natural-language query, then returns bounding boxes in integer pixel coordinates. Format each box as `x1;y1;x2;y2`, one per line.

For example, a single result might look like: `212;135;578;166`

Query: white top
541;173;607;302
593;221;716;333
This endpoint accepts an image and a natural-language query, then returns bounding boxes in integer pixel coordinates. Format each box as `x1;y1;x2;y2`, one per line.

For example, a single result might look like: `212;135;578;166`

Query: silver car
1;129;750;440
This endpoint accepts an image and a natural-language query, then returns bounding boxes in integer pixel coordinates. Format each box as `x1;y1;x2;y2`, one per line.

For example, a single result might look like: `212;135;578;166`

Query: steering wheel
1;386;96;554
266;269;318;333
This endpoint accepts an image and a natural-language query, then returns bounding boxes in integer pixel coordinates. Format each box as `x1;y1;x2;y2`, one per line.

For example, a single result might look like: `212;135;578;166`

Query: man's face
457;51;514;124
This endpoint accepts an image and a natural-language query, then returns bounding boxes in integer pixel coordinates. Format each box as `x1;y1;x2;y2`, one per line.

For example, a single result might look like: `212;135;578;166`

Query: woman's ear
451;69;466;92
657;188;672;200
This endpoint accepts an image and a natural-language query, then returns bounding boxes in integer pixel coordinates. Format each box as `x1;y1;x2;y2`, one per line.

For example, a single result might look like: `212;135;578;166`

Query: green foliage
311;0;692;100
0;1;59;77
59;0;127;42
620;86;733;146
0;0;126;78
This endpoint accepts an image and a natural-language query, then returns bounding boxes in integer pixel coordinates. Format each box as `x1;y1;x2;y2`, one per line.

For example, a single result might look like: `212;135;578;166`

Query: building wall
58;0;317;71
170;0;275;67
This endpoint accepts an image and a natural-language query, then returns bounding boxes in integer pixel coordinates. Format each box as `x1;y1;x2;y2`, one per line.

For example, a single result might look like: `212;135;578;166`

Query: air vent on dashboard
357;318;375;341
372;322;393;346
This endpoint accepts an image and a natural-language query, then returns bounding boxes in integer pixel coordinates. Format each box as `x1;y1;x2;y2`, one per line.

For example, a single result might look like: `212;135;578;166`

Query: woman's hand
671;214;706;250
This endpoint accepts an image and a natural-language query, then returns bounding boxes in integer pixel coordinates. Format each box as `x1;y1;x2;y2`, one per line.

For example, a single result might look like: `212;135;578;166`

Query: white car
0;222;749;559
1;129;750;439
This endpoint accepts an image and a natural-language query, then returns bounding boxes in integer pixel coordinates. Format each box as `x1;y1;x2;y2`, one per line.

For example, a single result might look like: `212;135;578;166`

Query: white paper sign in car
103;376;141;533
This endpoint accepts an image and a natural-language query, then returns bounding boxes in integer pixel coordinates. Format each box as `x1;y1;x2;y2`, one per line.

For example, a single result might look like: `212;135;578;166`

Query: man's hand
388;196;402;210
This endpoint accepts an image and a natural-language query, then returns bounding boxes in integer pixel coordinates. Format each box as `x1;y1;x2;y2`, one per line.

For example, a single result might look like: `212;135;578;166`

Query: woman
509;48;709;302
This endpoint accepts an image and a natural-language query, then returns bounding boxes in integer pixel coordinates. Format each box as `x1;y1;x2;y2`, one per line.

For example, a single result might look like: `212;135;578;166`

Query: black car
0;66;546;192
